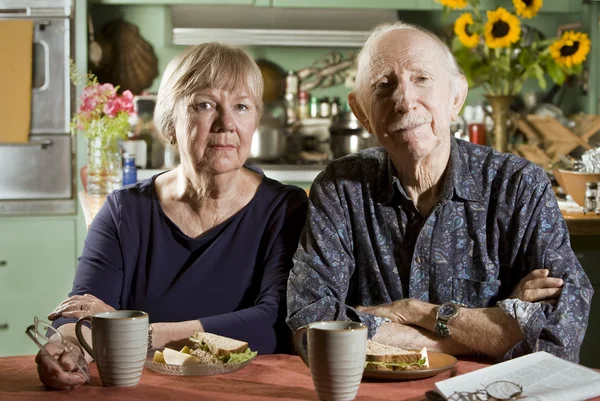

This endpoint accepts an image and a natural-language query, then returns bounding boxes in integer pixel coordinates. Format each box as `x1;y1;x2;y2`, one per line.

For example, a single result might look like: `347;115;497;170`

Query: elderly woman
36;43;307;390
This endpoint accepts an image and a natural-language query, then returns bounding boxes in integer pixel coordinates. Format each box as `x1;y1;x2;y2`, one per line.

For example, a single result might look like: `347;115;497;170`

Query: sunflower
454;13;479;48
484;8;521;49
435;0;468;9
549;31;591;68
513;0;543;19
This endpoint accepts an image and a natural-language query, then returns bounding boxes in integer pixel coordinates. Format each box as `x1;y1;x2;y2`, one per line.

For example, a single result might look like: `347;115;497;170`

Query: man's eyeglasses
426;381;524;401
25;316;91;383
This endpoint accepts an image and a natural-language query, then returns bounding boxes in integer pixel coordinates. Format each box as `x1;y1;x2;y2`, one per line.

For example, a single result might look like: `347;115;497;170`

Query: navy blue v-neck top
56;169;308;354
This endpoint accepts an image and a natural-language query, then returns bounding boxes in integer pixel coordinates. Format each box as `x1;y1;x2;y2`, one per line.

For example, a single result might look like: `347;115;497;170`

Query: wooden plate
362;351;457;381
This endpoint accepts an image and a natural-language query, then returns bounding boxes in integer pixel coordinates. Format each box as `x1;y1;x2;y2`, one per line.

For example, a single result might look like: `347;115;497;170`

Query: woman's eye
416;76;430;83
195;102;213;110
375;81;390;89
236;104;249;111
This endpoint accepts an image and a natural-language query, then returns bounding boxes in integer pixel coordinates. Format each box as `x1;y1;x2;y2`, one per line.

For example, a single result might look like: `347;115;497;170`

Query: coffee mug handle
293;325;310;367
75;316;94;358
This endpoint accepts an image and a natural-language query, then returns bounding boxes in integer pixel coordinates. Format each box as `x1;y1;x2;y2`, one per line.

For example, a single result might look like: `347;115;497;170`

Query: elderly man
286;21;593;362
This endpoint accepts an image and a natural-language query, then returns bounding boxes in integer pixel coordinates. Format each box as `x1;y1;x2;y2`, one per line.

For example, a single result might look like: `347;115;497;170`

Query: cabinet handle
0;260;6;266
0;323;8;330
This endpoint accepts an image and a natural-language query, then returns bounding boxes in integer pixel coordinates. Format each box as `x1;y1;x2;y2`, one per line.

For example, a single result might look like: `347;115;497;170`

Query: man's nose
393;84;417;114
213;108;235;133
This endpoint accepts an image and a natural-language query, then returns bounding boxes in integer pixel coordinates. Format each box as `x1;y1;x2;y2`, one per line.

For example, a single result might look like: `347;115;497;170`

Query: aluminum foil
573;147;600;173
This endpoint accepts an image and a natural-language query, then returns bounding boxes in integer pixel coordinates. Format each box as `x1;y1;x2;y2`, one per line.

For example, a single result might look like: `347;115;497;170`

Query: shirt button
415;256;422;264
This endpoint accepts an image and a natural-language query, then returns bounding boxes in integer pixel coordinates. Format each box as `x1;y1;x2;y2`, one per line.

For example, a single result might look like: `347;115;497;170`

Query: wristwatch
435;302;460;338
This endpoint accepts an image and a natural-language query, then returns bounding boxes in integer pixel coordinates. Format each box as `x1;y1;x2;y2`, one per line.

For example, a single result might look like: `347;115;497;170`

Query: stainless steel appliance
329;110;378;159
0;0;74;214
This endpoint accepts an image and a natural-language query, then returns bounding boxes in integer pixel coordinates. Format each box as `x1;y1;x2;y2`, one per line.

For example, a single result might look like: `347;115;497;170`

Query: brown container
553;169;600;207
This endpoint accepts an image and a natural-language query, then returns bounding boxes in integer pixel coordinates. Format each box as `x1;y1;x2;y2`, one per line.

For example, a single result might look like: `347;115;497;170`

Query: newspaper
435;351;600;401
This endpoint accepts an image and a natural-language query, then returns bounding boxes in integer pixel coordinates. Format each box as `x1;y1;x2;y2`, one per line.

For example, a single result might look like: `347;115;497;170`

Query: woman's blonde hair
154;43;264;143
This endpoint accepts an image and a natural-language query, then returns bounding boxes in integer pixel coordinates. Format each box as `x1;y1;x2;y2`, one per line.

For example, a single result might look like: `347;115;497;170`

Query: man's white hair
354;21;464;106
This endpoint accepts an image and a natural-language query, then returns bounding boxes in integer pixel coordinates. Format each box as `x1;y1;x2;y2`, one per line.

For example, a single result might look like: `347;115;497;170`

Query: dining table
1;354;599;401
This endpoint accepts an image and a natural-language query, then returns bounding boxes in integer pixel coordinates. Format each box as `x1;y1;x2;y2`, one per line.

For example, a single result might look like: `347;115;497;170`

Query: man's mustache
388;114;432;131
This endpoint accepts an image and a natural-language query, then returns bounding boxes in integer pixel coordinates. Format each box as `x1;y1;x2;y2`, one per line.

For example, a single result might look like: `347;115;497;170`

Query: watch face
438;303;459;319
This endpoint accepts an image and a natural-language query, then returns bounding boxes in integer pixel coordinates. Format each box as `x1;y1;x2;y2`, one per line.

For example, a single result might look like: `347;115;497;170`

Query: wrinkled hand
47;294;114;321
35;341;88;391
511;269;563;305
356;299;413;325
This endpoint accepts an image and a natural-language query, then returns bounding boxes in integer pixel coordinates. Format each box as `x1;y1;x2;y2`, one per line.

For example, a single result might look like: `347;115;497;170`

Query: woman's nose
213;109;235;132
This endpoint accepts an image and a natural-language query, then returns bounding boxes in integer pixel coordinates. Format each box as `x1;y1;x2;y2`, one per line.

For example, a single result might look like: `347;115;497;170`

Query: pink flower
119;90;135;115
103;97;120;118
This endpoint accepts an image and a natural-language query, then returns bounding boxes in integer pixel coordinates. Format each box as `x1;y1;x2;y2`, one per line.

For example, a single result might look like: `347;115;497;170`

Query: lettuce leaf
365;357;427;370
224;348;257;364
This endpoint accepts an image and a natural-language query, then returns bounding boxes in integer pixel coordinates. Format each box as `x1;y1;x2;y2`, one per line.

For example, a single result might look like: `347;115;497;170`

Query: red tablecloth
0;354;598;401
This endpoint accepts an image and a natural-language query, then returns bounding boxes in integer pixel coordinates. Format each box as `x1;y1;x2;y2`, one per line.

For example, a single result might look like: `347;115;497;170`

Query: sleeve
199;188;308;354
499;173;593;362
52;193;125;330
286;170;390;338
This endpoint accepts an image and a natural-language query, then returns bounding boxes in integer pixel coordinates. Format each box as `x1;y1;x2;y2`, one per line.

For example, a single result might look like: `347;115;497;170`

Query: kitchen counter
79;190;600;236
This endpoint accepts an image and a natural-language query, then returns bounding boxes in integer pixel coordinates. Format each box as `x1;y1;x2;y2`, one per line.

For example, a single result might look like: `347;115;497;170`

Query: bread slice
190;332;248;358
365;340;429;371
190;348;220;364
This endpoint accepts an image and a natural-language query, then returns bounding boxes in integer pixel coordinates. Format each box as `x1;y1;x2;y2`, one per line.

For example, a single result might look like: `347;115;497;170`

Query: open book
435;351;600;401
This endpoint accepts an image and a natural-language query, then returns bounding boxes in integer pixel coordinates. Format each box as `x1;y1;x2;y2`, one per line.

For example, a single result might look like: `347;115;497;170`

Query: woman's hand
35;341;88;391
511;269;563;305
47;294;114;321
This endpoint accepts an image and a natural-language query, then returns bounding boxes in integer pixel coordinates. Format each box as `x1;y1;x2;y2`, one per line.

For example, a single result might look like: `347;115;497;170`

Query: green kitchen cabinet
0;218;78;356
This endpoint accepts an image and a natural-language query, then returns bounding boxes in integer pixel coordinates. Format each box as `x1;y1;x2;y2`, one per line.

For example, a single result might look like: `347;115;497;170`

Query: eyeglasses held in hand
448;380;524;400
25;316;91;383
426;381;524;401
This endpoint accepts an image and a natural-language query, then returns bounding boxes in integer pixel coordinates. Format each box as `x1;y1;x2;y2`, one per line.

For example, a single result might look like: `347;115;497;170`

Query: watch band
435;302;460;339
434;321;451;338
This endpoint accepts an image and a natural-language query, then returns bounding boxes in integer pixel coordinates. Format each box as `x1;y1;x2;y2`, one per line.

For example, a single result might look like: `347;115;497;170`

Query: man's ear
348;92;372;133
451;76;468;121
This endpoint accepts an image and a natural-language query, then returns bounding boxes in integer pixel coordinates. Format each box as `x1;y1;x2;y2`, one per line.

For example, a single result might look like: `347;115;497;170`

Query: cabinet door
272;0;421;9
0;219;77;356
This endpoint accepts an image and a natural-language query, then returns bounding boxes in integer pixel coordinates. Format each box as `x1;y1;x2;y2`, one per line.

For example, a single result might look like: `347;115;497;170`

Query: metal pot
329;110;378;159
249;125;287;161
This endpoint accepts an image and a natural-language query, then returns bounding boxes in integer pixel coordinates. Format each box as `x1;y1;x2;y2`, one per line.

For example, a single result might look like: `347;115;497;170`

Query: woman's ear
348;92;372;133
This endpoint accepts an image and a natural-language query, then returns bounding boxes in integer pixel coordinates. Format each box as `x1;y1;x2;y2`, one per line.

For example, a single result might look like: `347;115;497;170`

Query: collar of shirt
375;138;484;206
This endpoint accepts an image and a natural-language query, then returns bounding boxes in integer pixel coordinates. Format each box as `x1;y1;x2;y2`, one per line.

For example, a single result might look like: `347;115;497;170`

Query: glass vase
484;94;515;153
87;136;122;196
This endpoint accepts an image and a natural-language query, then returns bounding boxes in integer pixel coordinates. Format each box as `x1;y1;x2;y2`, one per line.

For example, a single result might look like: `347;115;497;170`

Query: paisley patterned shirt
287;138;593;362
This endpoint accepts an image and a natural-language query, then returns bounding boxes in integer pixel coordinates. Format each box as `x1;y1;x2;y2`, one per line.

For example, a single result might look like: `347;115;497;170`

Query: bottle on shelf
297;91;310;120
331;96;341;118
319;97;331;118
122;153;138;186
284;70;299;125
309;96;319;118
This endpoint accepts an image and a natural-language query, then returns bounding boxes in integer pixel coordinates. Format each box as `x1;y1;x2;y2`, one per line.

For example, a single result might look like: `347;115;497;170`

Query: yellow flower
435;0;468;9
454;13;480;48
550;31;591;68
513;0;543;19
484;7;521;49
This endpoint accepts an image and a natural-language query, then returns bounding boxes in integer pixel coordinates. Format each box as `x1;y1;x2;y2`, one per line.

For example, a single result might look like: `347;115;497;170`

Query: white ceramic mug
294;321;367;401
75;310;149;387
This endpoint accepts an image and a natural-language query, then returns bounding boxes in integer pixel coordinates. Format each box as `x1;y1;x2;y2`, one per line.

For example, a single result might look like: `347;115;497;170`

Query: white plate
145;348;256;376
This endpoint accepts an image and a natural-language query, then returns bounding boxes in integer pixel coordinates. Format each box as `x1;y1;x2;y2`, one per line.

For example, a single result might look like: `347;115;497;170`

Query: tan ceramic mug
75;310;149;387
294;321;368;401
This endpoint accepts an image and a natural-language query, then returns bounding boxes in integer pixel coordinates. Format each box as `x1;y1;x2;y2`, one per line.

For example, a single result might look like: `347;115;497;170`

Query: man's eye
236;104;249;111
416;76;430;82
376;81;389;88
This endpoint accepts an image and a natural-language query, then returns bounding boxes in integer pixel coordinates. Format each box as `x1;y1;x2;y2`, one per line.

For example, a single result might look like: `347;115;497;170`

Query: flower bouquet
437;0;591;152
71;64;135;195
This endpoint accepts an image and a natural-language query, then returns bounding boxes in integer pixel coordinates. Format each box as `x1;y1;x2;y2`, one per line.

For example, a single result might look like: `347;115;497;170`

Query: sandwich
153;332;257;366
364;340;429;371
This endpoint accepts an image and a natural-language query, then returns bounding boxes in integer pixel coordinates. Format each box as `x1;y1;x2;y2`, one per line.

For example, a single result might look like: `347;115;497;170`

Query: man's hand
511;269;563;305
356;299;413;324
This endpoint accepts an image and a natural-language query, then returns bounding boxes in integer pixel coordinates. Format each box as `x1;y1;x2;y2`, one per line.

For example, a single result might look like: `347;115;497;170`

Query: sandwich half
364;340;429;371
189;332;257;364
